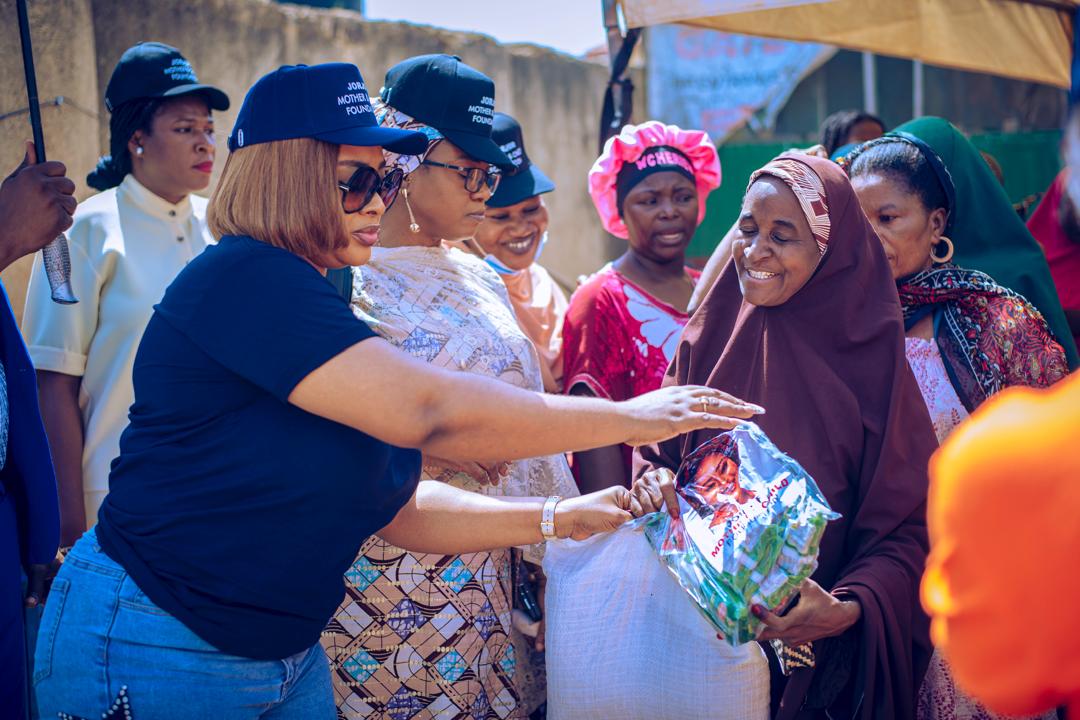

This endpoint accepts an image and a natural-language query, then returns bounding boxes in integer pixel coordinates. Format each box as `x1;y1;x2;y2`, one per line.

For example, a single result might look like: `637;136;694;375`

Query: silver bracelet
541;495;562;541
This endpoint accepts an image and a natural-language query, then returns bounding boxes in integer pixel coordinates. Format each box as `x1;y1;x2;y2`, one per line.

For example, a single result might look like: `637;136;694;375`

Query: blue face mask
484;231;548;275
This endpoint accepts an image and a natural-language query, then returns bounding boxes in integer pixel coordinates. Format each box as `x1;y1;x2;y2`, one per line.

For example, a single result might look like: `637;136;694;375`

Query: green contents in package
639;422;839;646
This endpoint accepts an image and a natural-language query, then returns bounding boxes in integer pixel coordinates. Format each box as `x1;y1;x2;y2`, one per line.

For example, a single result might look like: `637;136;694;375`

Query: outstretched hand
622;386;764;448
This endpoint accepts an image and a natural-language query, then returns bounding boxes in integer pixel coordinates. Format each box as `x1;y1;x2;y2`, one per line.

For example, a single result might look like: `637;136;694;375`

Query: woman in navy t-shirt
32;63;761;719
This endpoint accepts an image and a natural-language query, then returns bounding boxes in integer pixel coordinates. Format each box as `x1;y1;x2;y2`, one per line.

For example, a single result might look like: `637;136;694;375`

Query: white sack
543;525;770;720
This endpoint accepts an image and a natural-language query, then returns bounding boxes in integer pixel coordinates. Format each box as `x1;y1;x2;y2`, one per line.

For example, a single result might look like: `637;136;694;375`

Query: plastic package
640;422;839;645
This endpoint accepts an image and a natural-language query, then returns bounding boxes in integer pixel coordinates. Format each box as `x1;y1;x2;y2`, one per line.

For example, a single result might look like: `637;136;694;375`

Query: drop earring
402;186;420;234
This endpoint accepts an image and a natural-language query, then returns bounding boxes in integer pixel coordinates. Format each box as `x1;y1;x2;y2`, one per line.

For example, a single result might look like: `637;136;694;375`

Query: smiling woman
733;169;826;308
326;54;580;720
637;153;938;720
471;112;565;392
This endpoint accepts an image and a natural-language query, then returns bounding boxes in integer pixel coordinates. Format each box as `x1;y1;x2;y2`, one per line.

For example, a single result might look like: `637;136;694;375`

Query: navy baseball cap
104;42;229;113
381;54;512;168
487;112;555;208
228;63;427;154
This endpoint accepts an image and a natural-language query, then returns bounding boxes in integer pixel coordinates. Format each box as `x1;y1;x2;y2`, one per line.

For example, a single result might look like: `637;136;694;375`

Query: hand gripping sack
642;422;840;645
543;525;770;720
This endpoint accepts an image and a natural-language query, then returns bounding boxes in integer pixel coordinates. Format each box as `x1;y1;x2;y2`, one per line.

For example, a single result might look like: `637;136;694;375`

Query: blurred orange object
922;370;1080;716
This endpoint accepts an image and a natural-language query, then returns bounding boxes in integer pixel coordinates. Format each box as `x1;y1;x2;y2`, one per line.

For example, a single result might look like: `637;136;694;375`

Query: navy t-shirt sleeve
158;237;377;401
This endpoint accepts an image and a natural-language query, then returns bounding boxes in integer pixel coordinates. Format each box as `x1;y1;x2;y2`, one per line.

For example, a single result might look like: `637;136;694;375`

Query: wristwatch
540;496;562;540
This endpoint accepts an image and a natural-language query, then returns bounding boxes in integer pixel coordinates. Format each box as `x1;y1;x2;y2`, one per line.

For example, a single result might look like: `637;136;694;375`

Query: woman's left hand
754;579;861;646
554;486;633;540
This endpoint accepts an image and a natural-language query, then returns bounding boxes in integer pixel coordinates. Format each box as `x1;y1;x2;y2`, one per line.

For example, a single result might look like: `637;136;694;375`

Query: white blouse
22;174;212;526
905;336;970;443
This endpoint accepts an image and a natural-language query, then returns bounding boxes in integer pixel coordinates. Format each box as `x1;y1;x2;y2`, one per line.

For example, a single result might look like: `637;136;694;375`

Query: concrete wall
0;0;621;322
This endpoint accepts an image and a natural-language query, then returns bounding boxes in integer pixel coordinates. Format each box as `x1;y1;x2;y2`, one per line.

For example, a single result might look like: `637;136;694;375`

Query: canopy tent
615;0;1077;89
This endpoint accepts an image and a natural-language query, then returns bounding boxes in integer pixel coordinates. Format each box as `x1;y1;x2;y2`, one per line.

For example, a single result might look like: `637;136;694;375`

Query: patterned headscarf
373;97;443;174
898;265;1068;410
748;155;831;256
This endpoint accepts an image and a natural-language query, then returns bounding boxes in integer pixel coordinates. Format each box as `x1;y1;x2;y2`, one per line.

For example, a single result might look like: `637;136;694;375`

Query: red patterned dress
562;265;699;484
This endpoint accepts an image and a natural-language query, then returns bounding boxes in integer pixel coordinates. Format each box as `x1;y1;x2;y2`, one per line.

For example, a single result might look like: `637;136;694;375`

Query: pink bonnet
588;121;721;239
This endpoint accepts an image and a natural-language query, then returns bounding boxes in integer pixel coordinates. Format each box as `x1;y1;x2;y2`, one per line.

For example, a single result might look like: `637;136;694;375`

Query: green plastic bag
641;422;839;645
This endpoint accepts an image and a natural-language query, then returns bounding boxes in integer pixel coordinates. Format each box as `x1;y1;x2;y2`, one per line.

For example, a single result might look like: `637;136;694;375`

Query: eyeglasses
421;160;501;194
338;166;404;214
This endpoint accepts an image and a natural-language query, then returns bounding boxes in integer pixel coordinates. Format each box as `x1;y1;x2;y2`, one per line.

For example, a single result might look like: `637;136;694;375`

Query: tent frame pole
862;51;878;115
599;0;640;153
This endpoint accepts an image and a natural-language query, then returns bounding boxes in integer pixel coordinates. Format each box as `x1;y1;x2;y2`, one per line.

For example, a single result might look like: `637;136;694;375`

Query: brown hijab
636;154;937;719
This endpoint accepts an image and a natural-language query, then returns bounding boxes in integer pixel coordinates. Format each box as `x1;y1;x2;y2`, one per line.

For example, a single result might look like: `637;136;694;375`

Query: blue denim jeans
32;528;335;719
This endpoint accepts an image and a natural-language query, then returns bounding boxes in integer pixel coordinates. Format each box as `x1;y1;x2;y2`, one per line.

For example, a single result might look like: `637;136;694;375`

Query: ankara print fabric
322;245;576;720
562;265;698;483
898;265;1069;410
325;541;518;720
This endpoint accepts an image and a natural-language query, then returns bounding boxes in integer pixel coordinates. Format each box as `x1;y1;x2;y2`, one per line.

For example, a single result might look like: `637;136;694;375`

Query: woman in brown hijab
634;154;938;719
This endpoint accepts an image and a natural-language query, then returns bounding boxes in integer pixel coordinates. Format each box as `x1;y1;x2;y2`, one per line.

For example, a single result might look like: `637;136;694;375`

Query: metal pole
861;51;878;115
598;0;640;153
16;0;77;304
913;59;924;118
603;0;622;62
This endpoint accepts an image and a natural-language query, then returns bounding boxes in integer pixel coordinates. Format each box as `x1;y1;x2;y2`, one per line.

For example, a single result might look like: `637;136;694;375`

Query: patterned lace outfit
322;246;576;720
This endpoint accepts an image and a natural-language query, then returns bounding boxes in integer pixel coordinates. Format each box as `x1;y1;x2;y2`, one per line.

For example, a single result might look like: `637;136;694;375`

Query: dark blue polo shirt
97;234;420;660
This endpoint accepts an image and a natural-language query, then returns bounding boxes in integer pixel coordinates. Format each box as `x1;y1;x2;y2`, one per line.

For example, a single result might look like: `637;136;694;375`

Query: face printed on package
680;435;757;529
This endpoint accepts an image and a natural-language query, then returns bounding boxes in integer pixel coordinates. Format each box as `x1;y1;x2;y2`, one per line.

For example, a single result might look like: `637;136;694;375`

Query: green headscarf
893;117;1079;368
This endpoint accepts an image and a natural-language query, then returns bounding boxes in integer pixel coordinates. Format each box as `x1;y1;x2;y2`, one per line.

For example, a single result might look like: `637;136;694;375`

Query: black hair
87;98;163;191
847;140;949;213
820;110;885;156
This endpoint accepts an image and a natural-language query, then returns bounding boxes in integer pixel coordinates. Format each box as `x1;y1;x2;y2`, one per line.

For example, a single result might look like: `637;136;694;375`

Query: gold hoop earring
402;186;420;234
930;236;954;264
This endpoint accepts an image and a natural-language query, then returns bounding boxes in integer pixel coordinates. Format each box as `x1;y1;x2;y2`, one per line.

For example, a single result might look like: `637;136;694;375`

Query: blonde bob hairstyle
207;137;348;258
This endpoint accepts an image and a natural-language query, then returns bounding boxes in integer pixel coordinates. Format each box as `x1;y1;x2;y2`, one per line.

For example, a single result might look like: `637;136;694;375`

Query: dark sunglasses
421;160;501;194
338;166;404;214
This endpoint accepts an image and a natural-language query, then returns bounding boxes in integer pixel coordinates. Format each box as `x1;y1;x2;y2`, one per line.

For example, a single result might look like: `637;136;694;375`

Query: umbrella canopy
619;0;1077;89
